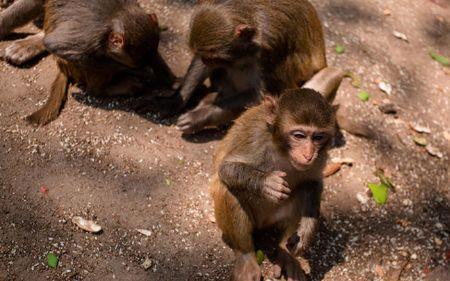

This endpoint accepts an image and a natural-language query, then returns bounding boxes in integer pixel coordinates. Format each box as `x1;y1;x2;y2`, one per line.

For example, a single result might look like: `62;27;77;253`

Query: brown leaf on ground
323;163;342;177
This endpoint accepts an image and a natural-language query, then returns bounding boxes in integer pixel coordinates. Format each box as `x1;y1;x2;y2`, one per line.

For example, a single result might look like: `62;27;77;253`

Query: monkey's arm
151;52;177;88
178;56;211;105
218;161;266;192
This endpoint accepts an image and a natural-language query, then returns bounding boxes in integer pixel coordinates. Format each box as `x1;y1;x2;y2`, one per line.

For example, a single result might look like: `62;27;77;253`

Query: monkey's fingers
273;171;287;177
267;189;290;202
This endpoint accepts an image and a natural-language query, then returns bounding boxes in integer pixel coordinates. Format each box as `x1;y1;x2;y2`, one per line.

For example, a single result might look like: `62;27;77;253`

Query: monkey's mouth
290;158;312;171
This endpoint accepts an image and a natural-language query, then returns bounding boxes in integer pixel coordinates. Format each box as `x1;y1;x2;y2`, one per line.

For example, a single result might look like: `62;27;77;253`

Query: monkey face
284;126;331;170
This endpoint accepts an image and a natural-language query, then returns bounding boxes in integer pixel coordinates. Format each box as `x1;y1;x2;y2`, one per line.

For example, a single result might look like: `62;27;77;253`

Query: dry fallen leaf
413;137;428;147
331;157;355;165
136;229;152;237
393;31;408;42
72;217;102;233
426;145;443;159
378;82;393;95
323;163;342;177
142;258;153;270
409;122;431;134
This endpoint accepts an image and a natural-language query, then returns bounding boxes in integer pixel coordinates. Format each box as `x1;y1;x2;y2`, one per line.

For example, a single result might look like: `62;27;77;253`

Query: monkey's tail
26;70;69;126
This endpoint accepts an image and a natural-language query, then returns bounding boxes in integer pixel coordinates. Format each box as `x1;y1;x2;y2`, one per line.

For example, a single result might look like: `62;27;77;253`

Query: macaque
144;0;326;134
210;85;336;280
0;0;175;125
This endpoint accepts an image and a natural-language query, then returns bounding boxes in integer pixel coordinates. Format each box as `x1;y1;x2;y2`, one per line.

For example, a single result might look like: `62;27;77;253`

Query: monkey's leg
1;30;45;65
176;89;260;134
212;183;261;281
286;182;321;256
0;0;44;38
26;70;69;126
273;230;308;281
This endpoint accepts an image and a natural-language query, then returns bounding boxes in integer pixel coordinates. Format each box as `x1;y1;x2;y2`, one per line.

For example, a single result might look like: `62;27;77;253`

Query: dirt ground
0;0;449;280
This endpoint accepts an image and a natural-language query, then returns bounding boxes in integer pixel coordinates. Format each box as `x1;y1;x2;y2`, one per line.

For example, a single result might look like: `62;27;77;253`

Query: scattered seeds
72;217;102;233
383;9;392;16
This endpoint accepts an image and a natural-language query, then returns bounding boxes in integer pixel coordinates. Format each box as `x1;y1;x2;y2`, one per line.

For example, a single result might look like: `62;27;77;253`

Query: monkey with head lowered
141;0;326;134
0;0;175;125
209;67;343;281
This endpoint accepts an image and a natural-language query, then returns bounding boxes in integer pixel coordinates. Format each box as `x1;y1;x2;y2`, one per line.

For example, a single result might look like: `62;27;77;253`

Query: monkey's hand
261;171;291;203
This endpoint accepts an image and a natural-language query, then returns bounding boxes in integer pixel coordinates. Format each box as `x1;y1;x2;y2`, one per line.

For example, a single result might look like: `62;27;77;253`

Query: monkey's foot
2;35;45;65
25;107;60;126
273;249;307;281
233;253;262;281
176;107;211;135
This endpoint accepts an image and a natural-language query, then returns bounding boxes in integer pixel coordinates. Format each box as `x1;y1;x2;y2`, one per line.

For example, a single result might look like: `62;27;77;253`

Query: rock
426;266;450;281
379;103;398;115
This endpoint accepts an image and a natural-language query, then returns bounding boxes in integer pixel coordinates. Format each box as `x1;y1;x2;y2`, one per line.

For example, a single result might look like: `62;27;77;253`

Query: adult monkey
0;0;175;125
147;0;326;134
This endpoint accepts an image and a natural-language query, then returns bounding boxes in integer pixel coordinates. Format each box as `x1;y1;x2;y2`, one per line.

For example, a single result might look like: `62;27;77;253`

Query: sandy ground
0;0;449;280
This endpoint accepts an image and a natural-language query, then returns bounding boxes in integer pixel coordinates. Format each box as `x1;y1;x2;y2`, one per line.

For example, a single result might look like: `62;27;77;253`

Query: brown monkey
0;0;175;125
143;0;326;134
210;86;336;280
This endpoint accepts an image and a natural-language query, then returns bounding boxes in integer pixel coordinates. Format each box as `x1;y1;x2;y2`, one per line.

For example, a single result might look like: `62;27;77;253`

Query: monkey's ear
235;24;256;40
148;13;158;24
109;19;125;50
263;95;278;125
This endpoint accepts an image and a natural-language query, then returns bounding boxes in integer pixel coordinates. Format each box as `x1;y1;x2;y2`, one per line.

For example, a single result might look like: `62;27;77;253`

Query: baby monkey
210;68;341;281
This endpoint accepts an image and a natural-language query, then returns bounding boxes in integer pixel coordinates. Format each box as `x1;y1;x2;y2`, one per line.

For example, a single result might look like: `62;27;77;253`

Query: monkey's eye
312;133;327;142
292;131;306;139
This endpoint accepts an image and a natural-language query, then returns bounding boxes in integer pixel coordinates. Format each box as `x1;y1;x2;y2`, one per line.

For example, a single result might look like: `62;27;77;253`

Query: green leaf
47;253;58;269
256;250;265;265
429;49;450;67
335;44;345;54
368;183;389;205
165;178;171;186
358;90;370;102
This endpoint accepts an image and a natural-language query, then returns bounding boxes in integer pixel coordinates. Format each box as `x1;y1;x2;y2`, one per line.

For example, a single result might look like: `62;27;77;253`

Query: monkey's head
188;5;259;67
264;89;336;171
107;10;160;69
